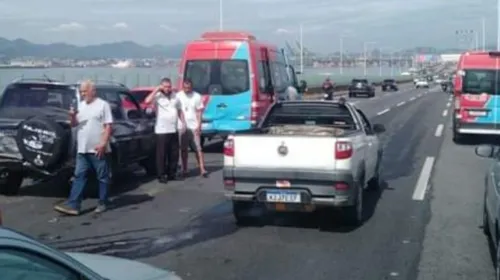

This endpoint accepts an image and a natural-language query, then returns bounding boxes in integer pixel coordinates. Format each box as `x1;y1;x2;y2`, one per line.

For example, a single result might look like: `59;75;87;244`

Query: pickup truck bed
223;101;385;227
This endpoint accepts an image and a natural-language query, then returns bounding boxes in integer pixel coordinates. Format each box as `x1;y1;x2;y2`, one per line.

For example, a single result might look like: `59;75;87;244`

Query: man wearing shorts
177;78;208;177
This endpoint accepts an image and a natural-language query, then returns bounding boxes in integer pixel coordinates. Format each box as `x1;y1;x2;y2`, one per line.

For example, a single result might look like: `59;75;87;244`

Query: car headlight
0;132;19;154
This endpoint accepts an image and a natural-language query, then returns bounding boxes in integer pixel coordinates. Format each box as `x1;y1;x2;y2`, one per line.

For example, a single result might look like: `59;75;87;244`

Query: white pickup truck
223;100;386;227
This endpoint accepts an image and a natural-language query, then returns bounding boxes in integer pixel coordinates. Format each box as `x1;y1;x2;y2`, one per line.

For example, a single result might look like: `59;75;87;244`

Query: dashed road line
377;108;390;116
442;110;448;117
434;124;444;137
412;156;435;201
446;102;451;107
397;101;406;107
409;97;416;101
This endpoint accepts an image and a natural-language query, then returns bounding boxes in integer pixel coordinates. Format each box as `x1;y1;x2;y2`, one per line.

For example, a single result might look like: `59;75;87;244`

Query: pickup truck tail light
334;182;349;191
223;137;235;157
335;141;353;159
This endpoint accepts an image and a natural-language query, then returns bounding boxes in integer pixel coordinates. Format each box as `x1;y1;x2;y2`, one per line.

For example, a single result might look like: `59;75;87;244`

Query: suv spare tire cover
16;117;68;170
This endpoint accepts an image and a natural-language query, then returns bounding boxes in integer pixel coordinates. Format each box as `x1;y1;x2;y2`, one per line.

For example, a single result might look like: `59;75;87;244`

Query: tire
141;158;156;177
0;170;23;196
496;238;500;280
342;182;364;227
483;199;491;236
368;152;383;191
16;117;69;171
453;130;466;144
232;201;254;225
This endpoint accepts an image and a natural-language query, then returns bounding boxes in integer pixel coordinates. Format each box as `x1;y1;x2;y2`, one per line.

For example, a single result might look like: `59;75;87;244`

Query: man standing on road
54;80;113;216
177;78;208;177
143;78;186;183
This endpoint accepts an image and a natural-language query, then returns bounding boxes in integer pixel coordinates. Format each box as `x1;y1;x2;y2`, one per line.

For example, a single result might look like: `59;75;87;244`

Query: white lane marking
434;124;444;137
417;94;422;97
397;101;406;107
446;102;450;107
412;157;435;201
409;97;416;101
448;96;452;101
442;110;448;117
377;108;390;115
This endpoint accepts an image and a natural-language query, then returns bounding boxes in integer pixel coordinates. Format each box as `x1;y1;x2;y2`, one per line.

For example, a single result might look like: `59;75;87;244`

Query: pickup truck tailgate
233;136;337;169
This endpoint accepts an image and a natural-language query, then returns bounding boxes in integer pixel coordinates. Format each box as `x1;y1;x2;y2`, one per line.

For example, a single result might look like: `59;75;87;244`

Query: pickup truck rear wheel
232;201;254;225
343;185;364;227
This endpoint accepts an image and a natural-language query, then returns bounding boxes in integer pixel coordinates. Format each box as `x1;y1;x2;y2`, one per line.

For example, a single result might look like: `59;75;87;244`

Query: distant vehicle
348;79;375;98
415;79;430;88
0;227;182;280
381;79;398;91
474;144;500;280
179;31;304;148
452;51;500;143
130;86;156;114
0;78;156;195
223;100;386;226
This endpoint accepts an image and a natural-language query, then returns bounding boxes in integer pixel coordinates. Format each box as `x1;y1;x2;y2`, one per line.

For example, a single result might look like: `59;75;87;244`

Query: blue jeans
67;153;110;210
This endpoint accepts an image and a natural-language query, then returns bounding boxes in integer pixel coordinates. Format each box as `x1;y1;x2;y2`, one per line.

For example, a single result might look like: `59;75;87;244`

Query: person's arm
143;87;161;105
195;94;204;131
100;103;113;146
176;98;187;128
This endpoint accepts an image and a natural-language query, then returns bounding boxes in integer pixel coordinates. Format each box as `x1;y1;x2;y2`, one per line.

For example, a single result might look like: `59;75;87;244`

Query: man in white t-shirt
177;78;208;177
143;78;186;183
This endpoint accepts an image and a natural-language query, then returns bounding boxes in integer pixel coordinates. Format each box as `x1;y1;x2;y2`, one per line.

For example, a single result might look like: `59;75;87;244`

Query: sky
0;0;497;53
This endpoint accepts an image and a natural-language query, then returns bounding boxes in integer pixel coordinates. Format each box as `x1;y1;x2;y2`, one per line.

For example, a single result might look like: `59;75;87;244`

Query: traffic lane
2;90;448;280
351;86;441;118
417;101;495;280
136;90;449;279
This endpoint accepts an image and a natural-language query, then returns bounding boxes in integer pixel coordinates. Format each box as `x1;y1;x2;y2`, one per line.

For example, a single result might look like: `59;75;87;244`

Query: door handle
217;103;227;108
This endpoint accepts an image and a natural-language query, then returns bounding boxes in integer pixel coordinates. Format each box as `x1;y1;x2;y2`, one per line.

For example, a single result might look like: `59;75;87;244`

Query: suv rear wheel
0;170;23;196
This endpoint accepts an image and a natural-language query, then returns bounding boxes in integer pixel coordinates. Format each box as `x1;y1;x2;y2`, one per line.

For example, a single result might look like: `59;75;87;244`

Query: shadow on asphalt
48;201;239;260
453;135;500;146
46;180;389;259
19;166;156;199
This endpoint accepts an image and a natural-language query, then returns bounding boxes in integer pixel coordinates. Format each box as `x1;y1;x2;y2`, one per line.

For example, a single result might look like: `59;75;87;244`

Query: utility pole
219;0;223;31
340;37;343;75
299;23;304;74
482;17;486;51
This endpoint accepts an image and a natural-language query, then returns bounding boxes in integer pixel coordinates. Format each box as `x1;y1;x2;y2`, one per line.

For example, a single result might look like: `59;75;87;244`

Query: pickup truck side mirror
475;145;496;158
372;124;386;134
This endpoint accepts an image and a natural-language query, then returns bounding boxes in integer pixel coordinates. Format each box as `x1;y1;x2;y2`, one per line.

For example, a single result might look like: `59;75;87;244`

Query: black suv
381;79;398;91
0;78;156;195
348;79;375;98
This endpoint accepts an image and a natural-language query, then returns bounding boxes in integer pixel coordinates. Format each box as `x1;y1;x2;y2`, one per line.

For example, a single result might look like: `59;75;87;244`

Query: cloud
46;22;86;32
275;28;291;34
112;22;128;29
159;24;177;33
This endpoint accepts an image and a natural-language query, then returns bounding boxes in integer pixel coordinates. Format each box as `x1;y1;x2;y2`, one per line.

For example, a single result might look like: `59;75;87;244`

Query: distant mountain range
0;37;185;59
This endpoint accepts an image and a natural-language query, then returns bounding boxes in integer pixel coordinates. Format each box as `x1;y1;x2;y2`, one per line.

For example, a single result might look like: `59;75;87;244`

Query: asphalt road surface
1;83;495;280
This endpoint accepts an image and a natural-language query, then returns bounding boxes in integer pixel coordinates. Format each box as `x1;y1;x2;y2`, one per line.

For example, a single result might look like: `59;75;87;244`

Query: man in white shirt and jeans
143;78;186;183
177;78;208;177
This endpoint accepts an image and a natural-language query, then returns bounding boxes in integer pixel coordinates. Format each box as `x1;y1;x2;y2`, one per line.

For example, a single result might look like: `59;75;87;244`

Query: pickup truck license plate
468;110;487;116
266;191;301;203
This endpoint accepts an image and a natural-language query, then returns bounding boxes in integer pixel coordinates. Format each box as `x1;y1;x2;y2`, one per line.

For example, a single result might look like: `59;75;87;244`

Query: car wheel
452;130;466;144
483;198;491;236
0;170;23;196
368;152;383;191
496;237;500;280
233;201;255;226
343;182;364;227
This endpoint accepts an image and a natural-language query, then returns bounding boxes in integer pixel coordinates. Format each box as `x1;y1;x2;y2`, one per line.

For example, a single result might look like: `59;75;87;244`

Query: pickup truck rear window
262;103;356;129
352;79;368;84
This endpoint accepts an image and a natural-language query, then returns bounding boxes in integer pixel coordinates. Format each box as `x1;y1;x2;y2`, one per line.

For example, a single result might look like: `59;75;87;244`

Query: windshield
263;103;356;129
0;84;75;109
462;69;500;95
184;59;250;95
384;79;395;83
352;79;368;84
130;90;151;103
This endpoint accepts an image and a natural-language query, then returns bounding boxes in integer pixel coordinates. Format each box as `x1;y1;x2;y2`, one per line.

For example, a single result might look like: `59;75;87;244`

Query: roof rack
76;79;126;88
10;75;62;84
